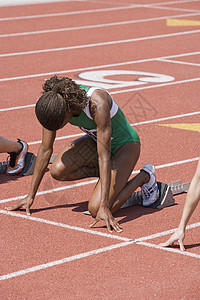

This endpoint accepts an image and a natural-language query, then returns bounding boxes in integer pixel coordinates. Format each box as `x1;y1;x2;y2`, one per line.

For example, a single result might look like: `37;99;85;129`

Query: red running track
0;0;200;299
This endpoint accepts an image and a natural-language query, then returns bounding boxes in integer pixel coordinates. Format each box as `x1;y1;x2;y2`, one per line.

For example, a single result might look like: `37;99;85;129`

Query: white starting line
0;209;199;281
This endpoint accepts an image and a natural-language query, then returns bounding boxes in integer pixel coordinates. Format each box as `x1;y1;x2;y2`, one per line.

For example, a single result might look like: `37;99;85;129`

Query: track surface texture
0;0;200;299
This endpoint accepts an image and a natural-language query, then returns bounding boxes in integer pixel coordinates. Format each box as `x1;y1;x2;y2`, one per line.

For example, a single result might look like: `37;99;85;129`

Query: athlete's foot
6;139;28;175
140;163;159;206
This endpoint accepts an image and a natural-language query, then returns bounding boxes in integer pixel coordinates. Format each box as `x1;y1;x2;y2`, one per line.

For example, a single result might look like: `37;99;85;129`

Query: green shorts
110;124;140;155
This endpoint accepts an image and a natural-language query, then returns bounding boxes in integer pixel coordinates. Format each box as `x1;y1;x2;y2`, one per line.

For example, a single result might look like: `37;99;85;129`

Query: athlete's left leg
0;136;23;153
88;142;149;217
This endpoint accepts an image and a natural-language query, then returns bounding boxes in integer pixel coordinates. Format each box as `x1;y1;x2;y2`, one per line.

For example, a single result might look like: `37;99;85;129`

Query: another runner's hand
5;196;34;216
90;206;122;233
159;228;185;251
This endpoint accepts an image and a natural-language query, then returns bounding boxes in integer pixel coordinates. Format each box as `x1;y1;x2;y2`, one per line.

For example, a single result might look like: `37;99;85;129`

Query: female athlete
6;76;159;233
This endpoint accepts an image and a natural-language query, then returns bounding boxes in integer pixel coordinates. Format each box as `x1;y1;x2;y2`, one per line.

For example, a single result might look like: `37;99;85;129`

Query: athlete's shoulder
90;88;113;109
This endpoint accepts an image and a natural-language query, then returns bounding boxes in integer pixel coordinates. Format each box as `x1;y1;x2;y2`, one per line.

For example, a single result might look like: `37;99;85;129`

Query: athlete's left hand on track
5;196;34;216
90;206;122;233
159;228;185;251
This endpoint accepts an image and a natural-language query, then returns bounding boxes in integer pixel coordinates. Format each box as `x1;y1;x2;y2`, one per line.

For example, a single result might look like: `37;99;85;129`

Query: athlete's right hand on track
159;228;186;251
5;196;34;216
90;206;123;233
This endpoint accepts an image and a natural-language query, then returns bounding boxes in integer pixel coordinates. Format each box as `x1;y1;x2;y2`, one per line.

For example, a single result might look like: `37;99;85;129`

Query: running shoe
140;163;159;206
6;139;28;175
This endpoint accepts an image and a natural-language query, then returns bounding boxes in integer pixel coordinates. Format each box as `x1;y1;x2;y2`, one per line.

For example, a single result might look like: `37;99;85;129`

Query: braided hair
35;76;88;131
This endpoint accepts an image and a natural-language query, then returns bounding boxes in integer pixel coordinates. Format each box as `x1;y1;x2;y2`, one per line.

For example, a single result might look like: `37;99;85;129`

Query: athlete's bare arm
5;128;56;214
159;158;200;250
89;90;122;232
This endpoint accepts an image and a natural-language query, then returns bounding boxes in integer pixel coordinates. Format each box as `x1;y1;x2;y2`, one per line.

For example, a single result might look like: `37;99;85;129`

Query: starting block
0;152;57;176
19;152;36;176
117;182;175;210
120;180;190;210
149;182;175;209
83;180;191;215
20;152;57;176
0;161;9;173
168;180;190;195
0;152;36;176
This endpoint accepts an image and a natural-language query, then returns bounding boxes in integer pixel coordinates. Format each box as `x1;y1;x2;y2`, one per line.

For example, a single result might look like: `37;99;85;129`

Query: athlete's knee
51;162;63;181
51;161;70;181
88;202;99;218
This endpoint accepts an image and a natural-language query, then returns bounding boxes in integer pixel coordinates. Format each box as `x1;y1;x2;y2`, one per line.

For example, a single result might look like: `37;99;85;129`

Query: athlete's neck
72;108;82;117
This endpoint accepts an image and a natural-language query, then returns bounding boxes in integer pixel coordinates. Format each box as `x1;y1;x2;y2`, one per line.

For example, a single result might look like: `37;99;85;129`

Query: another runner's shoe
6;139;28;175
141;163;159;207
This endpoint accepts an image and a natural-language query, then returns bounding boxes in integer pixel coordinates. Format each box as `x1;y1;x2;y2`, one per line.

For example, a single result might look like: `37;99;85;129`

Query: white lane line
0;240;135;281
26;110;200;146
3;238;199;282
0;209;199;281
138;241;200;259
0;0;199;19
111;77;200;94
0;209;199;243
157;58;200;67
0;209;129;241
148;4;200;13
0;5;137;21
135;222;200;242
0;29;200;58
148;0;200;5
154;157;199;170
162;50;200;59
0;104;35;112
0;0;81;7
29;132;84;145
1;77;200;113
1;12;200;38
1;50;199;83
0;179;98;203
130;111;200;127
0;157;198;204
